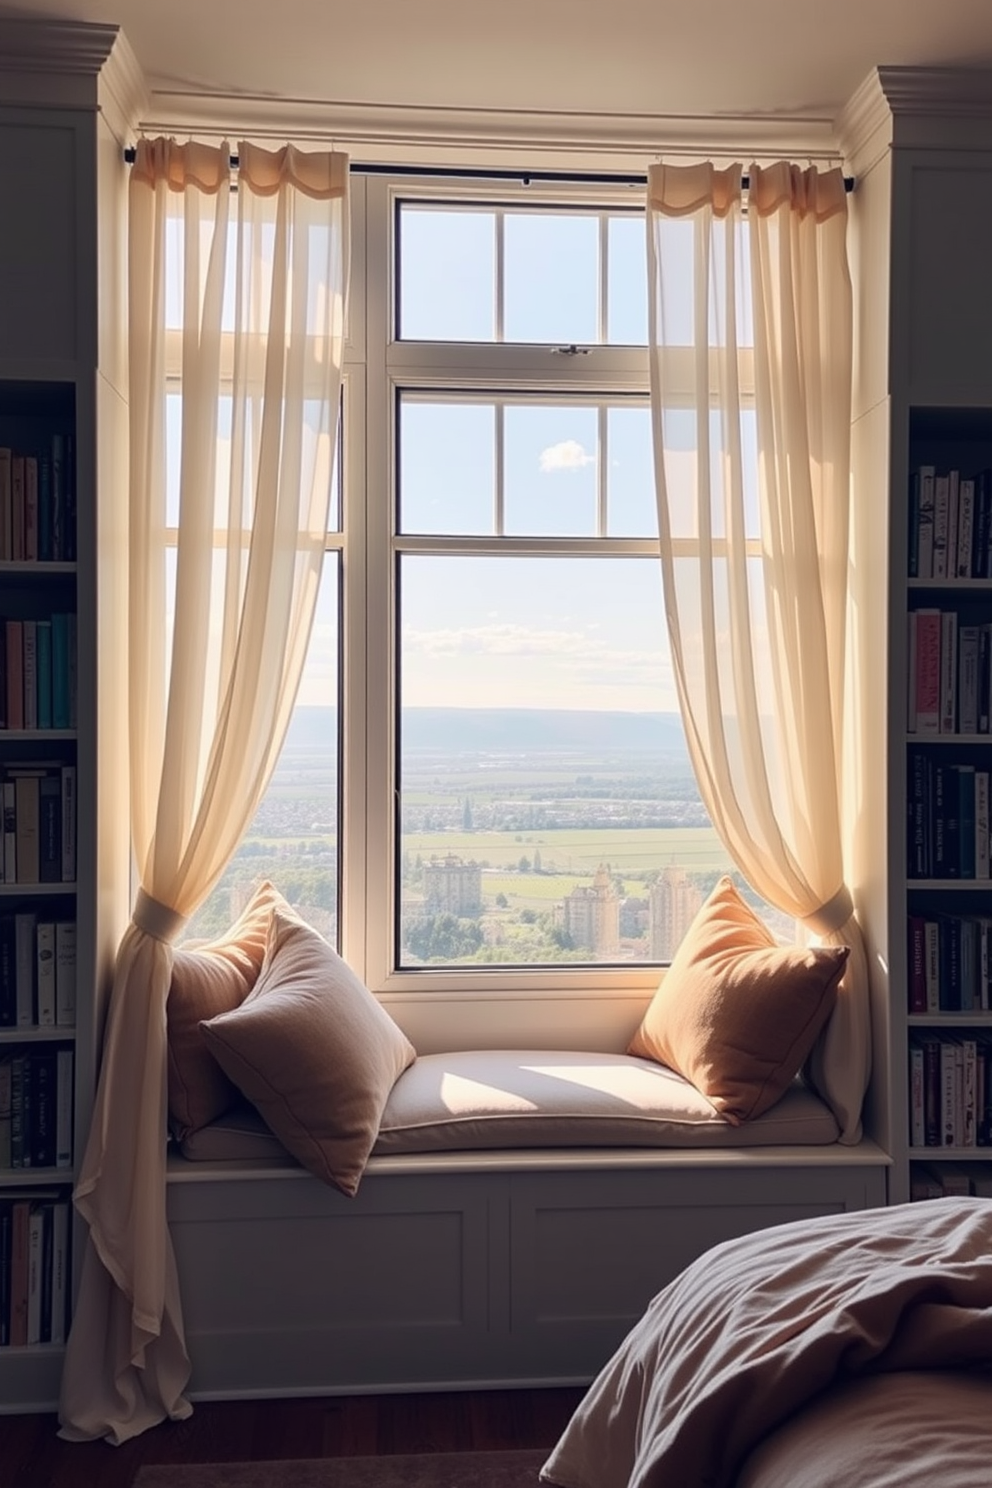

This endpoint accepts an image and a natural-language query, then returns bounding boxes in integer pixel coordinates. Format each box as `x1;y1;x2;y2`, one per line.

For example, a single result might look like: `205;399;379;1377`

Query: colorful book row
908;463;992;580
907;610;992;736
906;751;991;880
908;1031;992;1149
0;915;76;1028
0;763;76;885
0;613;77;731
0;436;75;564
907;913;992;1012
0;1047;73;1172
0;1192;70;1347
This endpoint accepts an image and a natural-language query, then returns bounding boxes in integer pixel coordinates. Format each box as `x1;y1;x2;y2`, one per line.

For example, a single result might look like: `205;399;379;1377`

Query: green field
402;826;731;878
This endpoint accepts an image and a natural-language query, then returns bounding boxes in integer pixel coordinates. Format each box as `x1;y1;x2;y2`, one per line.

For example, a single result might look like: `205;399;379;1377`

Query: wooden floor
0;1386;588;1488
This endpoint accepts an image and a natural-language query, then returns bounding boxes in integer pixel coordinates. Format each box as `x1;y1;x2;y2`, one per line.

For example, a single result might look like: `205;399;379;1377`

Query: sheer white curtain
646;161;869;1142
59;137;349;1442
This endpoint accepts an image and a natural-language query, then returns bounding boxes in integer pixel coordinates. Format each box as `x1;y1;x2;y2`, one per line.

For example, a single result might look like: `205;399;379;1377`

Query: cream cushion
198;910;416;1195
178;1049;840;1162
628;876;848;1124
167;880;293;1139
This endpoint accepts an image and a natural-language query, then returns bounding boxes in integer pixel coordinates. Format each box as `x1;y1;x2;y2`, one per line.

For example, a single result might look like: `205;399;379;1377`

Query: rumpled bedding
540;1197;992;1488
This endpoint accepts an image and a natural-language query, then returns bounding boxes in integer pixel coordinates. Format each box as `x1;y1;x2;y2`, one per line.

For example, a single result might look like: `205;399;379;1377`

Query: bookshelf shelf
0;884;76;897
0;1168;73;1187
0;1027;75;1043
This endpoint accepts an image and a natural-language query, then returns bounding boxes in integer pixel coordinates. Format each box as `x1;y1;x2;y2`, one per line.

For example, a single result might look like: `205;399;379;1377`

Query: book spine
49;1199;69;1345
5;618;23;730
26;1204;43;1345
55;1048;74;1169
924;918;941;1013
38;773;61;883
0;1201;11;1345
54;921;76;1027
14;911;36;1026
9;1198;30;1345
10;455;24;561
2;780;15;882
941;1038;958;1144
932;473;950;578
35;920;56;1026
61;764;76;882
977;770;991;881
50;612;69;730
23;456;38;563
939;609;958;734
0;916;14;1026
908;915;927;1012
37;453;52;563
913;609;941;735
14;774;40;884
916;465;935;578
0;447;11;561
909;1041;925;1147
958;624;980;734
35;619;52;730
958;764;977;879
21;619;37;730
0;1057;11;1168
957;475;975;575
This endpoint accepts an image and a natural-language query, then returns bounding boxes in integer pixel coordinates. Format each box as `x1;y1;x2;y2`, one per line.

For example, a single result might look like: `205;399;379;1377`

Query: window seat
165;1049;889;1402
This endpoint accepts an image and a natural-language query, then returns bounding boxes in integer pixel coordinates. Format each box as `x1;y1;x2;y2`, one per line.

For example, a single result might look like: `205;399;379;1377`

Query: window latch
552;344;590;356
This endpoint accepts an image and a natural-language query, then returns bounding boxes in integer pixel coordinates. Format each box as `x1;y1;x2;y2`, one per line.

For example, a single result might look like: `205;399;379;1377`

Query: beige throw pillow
628;876;848;1124
199;911;417;1195
167;880;293;1139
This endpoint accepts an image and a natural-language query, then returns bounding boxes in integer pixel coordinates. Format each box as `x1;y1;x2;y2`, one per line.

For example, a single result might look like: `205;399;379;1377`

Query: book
976;770;990;881
939;609;958;733
924;919;941;1012
61;763;76;882
1;780;15;882
55;1048;74;1168
0;915;15;1026
5;617;23;730
941;1037;958;1144
9;1054;26;1168
54;921;76;1027
30;1051;56;1168
50;611;70;729
908;1040;925;1146
13;910;36;1026
49;1198;69;1344
919;1032;942;1146
916;465;936;578
51;433;66;561
21;618;37;729
26;1202;44;1344
10;454;24;562
912;609;941;735
0;1200;11;1345
38;772;61;883
23;455;38;562
35;618;52;729
8;1197;30;1346
958;764;976;879
0;1055;11;1168
906;611;917;731
956;474;975;575
37;452;52;563
907;915;927;1012
11;771;43;884
35;920;56;1025
958;624;980;734
0;446;11;561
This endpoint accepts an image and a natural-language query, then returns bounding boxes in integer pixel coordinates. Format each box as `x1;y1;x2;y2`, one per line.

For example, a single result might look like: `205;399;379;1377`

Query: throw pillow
627;875;848;1124
199;910;417;1195
167;880;293;1139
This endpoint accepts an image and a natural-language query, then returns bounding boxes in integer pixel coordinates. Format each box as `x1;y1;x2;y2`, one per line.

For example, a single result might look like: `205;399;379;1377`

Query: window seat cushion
177;1048;839;1164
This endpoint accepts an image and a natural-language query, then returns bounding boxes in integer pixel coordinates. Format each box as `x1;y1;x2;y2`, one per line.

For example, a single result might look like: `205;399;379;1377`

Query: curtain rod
122;148;854;192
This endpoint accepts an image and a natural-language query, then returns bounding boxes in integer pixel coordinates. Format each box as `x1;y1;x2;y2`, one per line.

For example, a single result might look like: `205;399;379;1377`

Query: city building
421;854;482;915
649;868;704;962
560;863;620;956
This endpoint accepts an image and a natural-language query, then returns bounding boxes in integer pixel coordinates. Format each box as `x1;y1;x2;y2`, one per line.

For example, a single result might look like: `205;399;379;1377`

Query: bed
539;1196;992;1488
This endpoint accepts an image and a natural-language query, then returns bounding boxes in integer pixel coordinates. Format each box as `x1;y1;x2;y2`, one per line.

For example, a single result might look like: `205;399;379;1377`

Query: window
180;172;786;987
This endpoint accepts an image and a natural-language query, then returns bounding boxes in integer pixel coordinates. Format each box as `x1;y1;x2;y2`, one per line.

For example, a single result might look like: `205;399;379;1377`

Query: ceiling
10;0;992;158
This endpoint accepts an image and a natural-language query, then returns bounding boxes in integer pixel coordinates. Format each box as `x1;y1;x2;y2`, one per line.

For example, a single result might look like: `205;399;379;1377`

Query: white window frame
351;173;704;1006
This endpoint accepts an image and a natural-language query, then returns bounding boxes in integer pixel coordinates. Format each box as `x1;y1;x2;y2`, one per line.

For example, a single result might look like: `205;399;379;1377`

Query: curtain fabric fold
58;137;349;1443
645;161;869;1142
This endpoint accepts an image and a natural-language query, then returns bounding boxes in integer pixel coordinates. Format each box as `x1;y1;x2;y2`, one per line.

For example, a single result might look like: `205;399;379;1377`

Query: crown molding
874;65;992;118
135;89;843;171
834;70;893;178
0;18;149;131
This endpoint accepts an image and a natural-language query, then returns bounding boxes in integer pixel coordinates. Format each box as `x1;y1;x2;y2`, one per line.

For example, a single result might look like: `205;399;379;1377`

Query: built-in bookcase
904;407;992;1201
0;381;78;1355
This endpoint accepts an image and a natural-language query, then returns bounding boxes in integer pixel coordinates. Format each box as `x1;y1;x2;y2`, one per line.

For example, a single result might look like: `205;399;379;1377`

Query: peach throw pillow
167;880;293;1139
628;876;848;1124
199;911;417;1196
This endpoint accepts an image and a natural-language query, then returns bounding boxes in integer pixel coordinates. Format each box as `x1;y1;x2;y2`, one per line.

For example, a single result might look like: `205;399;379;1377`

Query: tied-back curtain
58;137;350;1443
645;161;870;1142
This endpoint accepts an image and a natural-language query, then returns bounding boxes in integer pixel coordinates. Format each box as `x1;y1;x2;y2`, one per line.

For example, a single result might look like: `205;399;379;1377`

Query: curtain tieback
133;889;187;944
802;884;854;937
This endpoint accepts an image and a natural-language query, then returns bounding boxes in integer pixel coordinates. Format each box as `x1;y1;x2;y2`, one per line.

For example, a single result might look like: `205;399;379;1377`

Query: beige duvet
540;1198;992;1488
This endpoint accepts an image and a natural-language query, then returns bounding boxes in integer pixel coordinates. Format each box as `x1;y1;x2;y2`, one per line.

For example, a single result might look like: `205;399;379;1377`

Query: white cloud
539;439;595;473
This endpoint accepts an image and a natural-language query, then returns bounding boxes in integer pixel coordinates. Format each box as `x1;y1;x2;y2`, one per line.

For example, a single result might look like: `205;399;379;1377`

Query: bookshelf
0;22;137;1409
903;409;992;1201
0;381;79;1354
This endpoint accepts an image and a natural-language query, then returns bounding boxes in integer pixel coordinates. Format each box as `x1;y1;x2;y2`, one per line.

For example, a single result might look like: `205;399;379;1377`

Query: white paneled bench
166;1050;889;1400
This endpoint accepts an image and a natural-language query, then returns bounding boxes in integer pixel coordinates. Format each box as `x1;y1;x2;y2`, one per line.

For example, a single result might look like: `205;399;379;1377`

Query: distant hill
285;706;690;757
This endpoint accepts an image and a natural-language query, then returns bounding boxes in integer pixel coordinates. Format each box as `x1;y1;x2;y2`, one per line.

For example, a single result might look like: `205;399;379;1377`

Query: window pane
607;405;656;537
504;213;598;344
399;400;495;535
504;404;598;536
180;556;341;946
399;207;495;341
660;407;760;541
607;215;648;345
397;553;733;969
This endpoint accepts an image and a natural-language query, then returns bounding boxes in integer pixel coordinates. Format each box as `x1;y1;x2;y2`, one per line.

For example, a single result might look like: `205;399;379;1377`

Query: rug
132;1446;551;1487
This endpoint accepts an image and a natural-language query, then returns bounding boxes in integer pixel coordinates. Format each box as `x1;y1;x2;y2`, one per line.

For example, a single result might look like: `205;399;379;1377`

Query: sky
167;199;760;717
